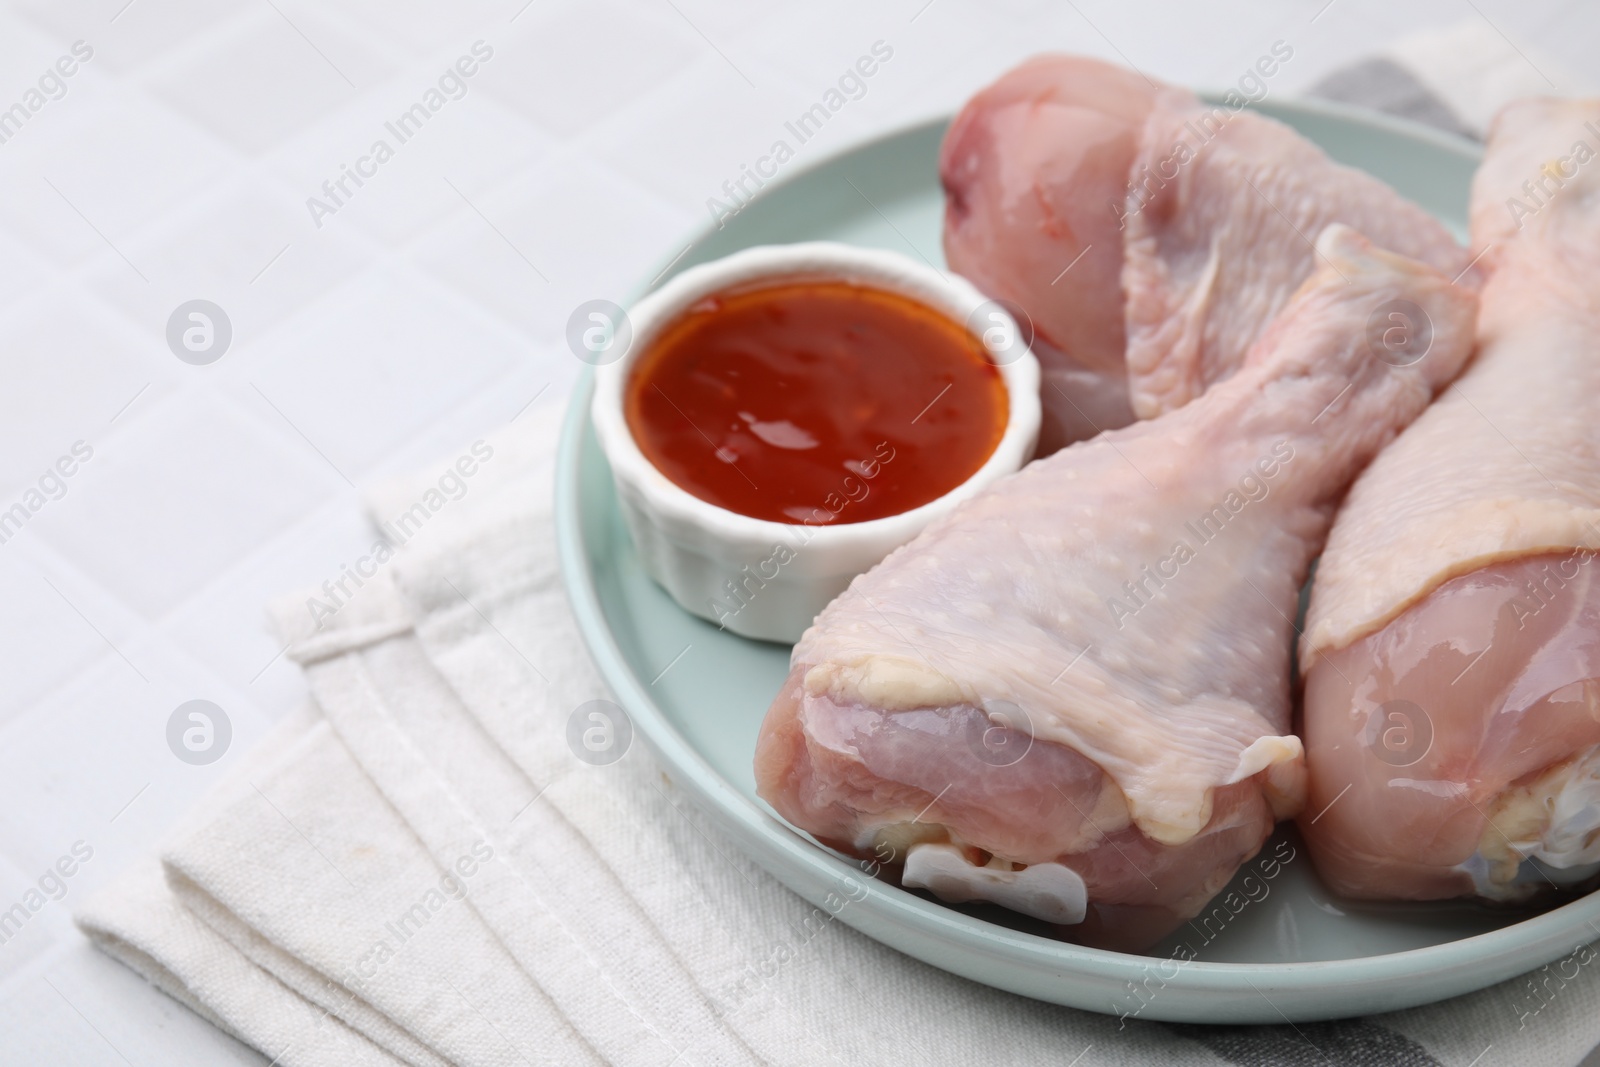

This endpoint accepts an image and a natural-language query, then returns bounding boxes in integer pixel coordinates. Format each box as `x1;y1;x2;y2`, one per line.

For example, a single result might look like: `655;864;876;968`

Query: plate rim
554;100;1600;1018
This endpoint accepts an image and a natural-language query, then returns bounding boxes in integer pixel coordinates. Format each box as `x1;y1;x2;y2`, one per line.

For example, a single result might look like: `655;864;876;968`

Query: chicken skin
940;54;1160;453
1300;99;1600;904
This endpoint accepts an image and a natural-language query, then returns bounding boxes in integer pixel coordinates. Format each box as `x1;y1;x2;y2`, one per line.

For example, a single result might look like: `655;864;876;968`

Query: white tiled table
0;1;1593;1062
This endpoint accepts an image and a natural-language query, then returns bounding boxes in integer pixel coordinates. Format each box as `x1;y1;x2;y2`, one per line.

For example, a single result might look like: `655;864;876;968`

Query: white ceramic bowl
590;241;1040;642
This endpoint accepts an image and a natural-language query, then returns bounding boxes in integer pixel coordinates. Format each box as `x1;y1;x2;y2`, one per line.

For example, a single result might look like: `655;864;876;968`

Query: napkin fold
1307;21;1585;138
76;20;1600;1067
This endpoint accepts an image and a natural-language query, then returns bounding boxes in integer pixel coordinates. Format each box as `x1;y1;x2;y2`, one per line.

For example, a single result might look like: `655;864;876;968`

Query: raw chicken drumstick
755;226;1478;950
941;55;1472;452
1300;99;1600;903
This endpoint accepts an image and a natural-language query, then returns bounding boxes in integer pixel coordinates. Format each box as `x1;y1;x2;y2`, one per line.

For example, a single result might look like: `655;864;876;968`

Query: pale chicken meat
1123;91;1476;419
756;227;1478;949
1300;98;1600;903
941;56;1473;452
939;55;1163;452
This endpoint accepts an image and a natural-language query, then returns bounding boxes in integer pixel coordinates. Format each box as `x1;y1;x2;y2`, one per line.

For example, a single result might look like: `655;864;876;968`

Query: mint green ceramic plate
556;101;1600;1022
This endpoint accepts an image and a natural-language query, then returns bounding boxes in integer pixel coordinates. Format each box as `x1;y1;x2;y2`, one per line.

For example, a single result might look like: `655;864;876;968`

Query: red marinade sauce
625;279;1008;525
